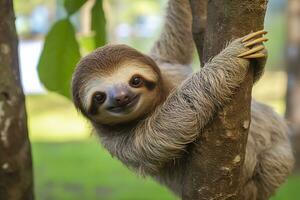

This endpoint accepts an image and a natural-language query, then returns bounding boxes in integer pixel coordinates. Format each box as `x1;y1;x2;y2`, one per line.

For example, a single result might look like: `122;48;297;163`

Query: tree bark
182;0;268;199
0;0;34;199
285;0;300;172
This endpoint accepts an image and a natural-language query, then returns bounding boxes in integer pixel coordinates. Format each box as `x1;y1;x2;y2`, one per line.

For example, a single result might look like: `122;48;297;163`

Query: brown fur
71;0;294;199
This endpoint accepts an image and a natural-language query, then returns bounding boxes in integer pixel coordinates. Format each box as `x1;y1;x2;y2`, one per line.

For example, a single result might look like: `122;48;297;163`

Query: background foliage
37;0;106;98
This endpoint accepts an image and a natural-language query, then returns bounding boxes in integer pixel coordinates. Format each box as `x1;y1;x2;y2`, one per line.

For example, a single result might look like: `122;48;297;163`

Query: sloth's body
72;0;294;199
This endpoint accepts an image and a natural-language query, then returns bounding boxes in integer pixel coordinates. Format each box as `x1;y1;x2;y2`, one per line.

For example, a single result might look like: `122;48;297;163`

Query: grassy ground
27;72;300;199
32;140;175;200
27;93;176;199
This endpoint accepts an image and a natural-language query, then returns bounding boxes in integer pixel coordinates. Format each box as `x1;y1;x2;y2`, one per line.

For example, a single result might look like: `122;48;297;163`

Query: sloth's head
72;44;164;125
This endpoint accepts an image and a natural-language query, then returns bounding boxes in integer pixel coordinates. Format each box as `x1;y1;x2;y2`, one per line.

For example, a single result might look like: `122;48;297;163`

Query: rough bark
285;0;300;171
182;0;268;199
0;0;34;199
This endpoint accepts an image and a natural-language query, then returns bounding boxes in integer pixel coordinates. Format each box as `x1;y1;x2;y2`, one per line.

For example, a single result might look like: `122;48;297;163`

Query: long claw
238;45;265;58
242;53;266;59
242;30;268;42
244;38;268;47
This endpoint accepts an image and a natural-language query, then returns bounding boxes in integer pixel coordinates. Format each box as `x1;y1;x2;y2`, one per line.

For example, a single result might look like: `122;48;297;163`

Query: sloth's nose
114;93;131;106
110;86;134;106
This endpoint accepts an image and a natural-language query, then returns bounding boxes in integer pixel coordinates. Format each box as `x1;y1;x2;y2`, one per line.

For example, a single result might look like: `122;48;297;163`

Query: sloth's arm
150;0;194;65
126;34;267;175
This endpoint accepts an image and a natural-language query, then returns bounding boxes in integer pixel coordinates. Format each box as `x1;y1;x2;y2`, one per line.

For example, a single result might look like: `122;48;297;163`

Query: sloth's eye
93;92;106;104
129;75;143;88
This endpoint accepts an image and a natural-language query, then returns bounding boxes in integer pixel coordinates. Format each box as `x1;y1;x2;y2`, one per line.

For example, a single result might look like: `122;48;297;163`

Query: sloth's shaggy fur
72;0;294;199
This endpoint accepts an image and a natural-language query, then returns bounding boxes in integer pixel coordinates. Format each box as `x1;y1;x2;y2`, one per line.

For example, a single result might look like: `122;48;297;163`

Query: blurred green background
13;0;300;199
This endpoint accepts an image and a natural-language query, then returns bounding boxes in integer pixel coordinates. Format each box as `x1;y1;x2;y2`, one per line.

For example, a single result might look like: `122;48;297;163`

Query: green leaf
38;18;81;99
91;0;106;47
64;0;86;15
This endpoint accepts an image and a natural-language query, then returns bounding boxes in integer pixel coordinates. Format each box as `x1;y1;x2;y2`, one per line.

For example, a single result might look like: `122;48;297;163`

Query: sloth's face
80;62;160;125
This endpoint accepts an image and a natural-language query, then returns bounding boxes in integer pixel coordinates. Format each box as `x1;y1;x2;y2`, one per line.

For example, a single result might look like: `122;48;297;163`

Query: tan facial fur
81;62;160;125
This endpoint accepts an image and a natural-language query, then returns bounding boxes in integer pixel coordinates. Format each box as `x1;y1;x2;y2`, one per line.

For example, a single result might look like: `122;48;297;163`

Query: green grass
32;140;176;200
27;93;176;199
271;176;300;200
26;72;300;199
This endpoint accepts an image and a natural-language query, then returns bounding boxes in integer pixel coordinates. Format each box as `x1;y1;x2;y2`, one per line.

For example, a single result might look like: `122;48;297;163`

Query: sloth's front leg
196;30;268;113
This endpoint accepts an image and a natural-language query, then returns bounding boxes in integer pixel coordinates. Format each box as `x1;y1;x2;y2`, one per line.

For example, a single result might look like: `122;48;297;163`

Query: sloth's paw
237;30;268;59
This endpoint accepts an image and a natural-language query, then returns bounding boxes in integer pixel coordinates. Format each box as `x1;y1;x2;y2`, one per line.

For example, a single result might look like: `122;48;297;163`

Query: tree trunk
0;0;34;199
285;0;300;172
182;0;268;199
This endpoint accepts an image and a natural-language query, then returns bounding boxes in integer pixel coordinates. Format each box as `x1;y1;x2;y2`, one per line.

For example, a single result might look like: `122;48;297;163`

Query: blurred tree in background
285;0;300;171
0;0;33;199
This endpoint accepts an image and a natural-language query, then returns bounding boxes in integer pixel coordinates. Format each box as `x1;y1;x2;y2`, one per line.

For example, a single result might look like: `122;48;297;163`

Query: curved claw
242;30;268;42
244;38;268;47
242;53;266;59
238;45;265;58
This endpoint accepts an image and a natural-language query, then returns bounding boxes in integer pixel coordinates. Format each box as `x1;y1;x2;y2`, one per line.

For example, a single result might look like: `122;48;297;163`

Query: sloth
71;0;294;199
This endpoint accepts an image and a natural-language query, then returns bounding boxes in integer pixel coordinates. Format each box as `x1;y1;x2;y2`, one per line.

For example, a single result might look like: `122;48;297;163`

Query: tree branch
182;0;268;199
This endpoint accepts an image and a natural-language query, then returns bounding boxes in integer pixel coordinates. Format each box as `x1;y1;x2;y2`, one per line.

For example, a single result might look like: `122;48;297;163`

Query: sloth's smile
107;95;140;114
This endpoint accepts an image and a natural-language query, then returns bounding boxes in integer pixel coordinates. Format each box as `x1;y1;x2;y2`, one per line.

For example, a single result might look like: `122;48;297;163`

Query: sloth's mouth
107;95;140;114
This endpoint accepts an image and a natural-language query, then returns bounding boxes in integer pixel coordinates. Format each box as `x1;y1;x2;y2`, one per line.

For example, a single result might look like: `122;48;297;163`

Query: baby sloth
72;0;294;199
